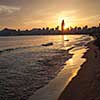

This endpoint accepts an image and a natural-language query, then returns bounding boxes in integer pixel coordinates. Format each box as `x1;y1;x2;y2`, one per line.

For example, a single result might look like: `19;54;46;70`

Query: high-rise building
61;20;65;32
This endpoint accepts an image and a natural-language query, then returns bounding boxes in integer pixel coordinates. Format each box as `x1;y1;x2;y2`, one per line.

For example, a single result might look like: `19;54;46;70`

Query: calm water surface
0;35;89;50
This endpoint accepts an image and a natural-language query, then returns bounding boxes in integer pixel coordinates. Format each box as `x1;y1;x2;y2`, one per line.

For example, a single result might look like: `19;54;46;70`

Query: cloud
0;5;20;14
79;15;100;21
22;9;79;26
70;15;100;22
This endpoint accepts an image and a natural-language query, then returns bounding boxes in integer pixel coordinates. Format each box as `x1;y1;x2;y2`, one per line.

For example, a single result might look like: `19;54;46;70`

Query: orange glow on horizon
57;16;75;30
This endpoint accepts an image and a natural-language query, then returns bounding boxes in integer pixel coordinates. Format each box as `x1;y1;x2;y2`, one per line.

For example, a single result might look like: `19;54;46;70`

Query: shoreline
0;35;93;100
28;36;91;100
58;40;100;100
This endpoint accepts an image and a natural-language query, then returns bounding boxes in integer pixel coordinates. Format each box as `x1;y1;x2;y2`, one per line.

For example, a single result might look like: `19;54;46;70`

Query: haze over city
0;0;100;30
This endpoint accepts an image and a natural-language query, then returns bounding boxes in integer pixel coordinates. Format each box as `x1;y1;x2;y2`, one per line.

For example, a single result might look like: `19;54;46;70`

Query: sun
64;24;70;29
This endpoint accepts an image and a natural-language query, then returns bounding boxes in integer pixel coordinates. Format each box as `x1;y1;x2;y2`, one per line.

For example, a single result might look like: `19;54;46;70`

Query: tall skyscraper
61;20;65;32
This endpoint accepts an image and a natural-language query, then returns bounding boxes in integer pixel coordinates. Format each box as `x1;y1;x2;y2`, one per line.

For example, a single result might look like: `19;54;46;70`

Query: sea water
0;35;92;100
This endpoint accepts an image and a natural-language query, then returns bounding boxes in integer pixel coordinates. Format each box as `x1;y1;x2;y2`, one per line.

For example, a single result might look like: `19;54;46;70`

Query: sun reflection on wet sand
66;48;88;84
67;58;74;66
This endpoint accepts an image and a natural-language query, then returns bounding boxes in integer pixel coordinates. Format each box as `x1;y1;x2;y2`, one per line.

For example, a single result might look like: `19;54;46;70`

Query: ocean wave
0;46;37;54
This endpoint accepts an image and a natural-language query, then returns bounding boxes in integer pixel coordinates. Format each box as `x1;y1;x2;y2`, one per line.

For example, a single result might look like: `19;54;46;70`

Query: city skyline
0;0;100;30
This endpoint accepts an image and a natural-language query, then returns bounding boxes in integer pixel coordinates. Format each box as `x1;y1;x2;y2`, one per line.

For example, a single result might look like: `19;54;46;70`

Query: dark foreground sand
58;41;100;100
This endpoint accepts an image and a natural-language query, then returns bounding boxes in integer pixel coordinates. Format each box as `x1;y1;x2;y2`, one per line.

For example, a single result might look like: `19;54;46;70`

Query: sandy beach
58;40;100;100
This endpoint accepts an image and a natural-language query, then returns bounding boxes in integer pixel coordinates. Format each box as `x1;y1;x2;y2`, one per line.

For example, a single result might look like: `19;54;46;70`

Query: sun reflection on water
64;35;68;41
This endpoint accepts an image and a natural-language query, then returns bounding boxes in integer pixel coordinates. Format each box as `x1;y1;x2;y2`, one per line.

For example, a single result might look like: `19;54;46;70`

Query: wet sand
58;41;100;100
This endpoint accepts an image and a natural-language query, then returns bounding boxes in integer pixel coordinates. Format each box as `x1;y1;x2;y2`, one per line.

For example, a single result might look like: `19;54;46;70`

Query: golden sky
0;0;100;30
